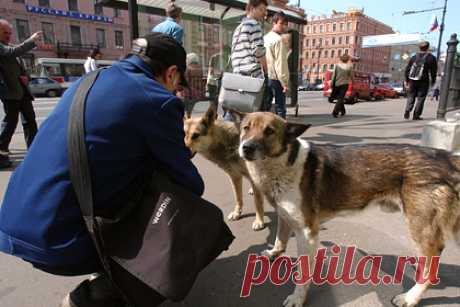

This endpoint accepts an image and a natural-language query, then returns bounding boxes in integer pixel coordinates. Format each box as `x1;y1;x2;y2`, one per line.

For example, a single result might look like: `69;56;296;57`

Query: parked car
29;77;64;97
376;84;398;98
389;82;406;97
323;70;372;104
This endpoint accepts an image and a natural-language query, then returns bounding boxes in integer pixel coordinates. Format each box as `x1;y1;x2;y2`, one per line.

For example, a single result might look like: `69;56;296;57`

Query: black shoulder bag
67;70;235;306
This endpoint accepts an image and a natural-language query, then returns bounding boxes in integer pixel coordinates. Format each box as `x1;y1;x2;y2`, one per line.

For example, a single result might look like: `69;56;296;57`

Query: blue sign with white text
26;5;113;23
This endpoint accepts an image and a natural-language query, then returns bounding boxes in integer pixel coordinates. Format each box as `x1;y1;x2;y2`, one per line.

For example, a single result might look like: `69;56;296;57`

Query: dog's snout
242;143;256;156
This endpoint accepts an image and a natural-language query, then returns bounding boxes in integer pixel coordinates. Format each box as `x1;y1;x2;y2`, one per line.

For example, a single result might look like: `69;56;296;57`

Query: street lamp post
436;0;448;63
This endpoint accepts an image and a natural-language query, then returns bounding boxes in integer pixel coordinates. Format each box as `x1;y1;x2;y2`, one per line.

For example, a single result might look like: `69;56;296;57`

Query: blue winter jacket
0;55;204;271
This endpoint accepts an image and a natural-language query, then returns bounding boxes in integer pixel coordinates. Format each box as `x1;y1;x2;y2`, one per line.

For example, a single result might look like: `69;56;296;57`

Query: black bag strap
66;69;113;275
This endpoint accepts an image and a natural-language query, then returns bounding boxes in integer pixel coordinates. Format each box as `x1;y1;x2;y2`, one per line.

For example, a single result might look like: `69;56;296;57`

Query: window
312;39;316;46
332;37;335;45
338;49;342;56
347;22;352;31
319;38;322;46
332;23;336;32
331;50;335;58
70;25;81;45
68;0;79;12
96;28;106;48
324;50;328;57
94;1;103;15
15;19;30;42
320;25;324;33
305;39;309;47
345;49;349;55
330;64;334;70
345;36;349;44
340;23;344;31
338;37;343;45
41;22;55;45
115;30;123;48
30;78;55;85
305;52;309;59
324;39;329;46
318;50;321;58
312;26;316;33
311;51;315;58
114;8;121;17
327;24;330;32
322;64;327;72
38;0;50;7
306;26;310;33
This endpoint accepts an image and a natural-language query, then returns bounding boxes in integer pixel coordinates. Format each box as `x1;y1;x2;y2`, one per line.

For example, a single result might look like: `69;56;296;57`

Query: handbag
67;70;235;305
219;24;266;113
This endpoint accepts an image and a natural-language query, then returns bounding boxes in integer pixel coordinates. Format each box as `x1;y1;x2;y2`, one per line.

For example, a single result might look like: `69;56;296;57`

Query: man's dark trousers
266;79;286;119
405;81;429;119
0;96;37;151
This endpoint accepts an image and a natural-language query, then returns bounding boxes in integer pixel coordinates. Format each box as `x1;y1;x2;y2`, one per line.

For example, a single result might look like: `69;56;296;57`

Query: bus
34;58;115;89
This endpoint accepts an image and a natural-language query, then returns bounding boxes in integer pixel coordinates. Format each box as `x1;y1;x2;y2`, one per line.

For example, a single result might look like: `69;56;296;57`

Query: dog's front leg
283;227;318;307
251;182;265;231
227;175;243;221
262;214;291;260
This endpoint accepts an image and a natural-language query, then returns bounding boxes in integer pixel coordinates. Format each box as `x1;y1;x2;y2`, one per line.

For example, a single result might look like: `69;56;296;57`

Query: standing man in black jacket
404;41;437;120
0;19;41;168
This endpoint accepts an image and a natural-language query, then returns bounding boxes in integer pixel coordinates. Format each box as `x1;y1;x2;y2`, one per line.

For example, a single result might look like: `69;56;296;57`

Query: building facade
0;0;131;67
0;0;304;73
301;8;393;84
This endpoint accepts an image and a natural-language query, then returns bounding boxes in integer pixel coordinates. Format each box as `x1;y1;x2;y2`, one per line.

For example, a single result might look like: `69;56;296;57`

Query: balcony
56;42;99;57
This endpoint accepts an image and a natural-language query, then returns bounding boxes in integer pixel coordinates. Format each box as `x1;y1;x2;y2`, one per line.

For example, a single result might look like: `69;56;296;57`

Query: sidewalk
0;94;458;307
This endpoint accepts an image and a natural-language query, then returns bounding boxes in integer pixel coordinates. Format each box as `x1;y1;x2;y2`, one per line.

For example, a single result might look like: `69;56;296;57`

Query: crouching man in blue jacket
0;33;204;307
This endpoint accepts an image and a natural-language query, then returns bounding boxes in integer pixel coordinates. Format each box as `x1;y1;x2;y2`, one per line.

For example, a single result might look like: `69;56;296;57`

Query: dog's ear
285;122;311;141
227;108;247;128
202;105;218;126
184;112;191;120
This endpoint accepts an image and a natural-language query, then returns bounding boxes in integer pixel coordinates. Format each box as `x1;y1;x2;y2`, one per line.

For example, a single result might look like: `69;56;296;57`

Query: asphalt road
0;92;458;307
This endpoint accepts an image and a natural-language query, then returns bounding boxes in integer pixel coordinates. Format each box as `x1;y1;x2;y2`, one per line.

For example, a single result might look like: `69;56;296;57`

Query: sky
294;0;460;52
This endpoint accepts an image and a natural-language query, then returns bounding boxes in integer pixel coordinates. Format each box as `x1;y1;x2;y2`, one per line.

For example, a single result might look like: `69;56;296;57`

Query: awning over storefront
98;0;306;26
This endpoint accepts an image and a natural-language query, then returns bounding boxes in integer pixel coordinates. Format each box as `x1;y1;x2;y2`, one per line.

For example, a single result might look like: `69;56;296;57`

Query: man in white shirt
84;48;102;74
264;12;289;118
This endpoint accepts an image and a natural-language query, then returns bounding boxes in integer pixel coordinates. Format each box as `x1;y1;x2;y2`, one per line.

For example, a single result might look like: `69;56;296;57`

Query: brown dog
231;110;460;307
183;106;265;231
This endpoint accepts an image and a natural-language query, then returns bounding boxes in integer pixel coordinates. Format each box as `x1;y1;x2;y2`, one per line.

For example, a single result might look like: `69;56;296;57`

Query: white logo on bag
152;196;171;224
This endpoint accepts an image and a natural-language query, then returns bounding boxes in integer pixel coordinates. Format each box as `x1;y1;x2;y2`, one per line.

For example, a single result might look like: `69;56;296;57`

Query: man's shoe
413;116;423;120
60;277;126;307
404;112;410;119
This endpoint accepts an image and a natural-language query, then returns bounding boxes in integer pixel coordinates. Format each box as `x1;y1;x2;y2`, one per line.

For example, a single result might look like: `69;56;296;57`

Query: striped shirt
231;17;266;79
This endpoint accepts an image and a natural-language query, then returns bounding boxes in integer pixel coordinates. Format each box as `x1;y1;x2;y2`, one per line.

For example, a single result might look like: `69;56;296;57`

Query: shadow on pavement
302;132;422;145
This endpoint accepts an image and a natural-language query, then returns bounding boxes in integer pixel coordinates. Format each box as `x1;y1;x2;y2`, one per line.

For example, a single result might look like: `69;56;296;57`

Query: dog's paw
252;219;265;231
391;293;418;307
260;249;284;261
227;210;242;221
283;293;305;307
248;187;254;195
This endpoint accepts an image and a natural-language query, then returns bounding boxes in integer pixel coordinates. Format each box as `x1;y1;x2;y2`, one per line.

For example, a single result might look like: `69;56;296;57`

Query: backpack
408;53;428;81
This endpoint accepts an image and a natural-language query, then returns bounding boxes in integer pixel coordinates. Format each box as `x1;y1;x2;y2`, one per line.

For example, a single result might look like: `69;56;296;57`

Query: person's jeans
266;79;286;119
405;82;429;118
0;98;37;151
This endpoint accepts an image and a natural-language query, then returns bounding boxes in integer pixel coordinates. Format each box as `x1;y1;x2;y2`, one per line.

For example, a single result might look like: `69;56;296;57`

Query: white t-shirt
84;57;97;73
